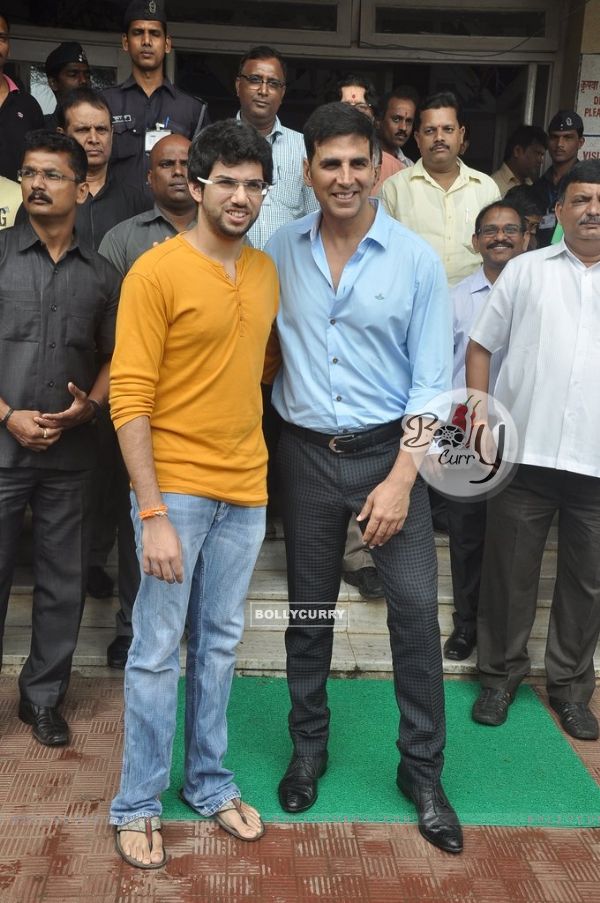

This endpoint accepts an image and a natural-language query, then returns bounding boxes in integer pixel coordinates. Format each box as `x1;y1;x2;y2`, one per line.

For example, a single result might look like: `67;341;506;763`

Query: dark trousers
477;464;600;701
90;412;139;637
277;427;446;784
446;498;486;633
0;467;92;706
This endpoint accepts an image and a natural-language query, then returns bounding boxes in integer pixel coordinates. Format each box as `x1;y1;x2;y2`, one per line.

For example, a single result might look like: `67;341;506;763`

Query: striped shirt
238;114;319;250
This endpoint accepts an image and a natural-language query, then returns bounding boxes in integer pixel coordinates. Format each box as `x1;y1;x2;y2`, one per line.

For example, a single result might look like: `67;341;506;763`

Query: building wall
582;0;600;53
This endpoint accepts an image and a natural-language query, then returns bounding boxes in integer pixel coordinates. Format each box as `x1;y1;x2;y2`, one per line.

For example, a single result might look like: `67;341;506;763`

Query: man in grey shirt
0;130;119;746
100;132;195;274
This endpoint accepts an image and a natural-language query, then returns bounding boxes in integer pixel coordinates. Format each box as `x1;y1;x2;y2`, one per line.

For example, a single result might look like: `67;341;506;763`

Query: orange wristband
139;505;168;520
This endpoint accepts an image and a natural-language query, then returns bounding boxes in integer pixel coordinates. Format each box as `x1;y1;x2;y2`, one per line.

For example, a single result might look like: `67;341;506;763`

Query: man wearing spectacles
0;129;120;748
382;92;500;285
467;160;600;742
109;120;278;867
235;44;318;250
443;201;529;663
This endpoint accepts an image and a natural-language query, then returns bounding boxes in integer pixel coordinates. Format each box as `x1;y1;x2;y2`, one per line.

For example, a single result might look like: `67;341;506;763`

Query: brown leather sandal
214;798;265;841
115;816;167;869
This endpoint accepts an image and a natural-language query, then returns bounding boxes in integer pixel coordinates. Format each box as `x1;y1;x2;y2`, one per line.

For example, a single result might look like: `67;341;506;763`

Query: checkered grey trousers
277;427;446;784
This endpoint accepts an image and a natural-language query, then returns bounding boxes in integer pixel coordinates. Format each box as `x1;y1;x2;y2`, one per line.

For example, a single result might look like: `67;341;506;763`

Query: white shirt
470;240;600;476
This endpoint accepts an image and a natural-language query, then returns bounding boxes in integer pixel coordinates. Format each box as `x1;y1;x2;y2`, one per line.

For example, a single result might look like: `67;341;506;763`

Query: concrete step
6;524;585;679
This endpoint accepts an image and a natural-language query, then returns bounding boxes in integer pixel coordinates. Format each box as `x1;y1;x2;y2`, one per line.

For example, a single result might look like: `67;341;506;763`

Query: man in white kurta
466;160;600;742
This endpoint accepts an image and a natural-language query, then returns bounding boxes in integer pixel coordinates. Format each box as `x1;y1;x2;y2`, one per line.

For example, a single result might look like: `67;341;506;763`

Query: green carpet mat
163;676;600;827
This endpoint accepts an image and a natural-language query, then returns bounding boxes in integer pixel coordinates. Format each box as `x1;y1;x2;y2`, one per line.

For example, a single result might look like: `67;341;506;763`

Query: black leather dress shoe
549;698;599;741
86;565;114;599
443;626;476;661
278;752;328;813
472;687;513;726
107;635;132;669
397;772;463;854
343;567;385;600
18;700;69;746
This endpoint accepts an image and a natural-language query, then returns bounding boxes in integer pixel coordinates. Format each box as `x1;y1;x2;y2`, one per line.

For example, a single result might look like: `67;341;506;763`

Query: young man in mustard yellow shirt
109;120;278;868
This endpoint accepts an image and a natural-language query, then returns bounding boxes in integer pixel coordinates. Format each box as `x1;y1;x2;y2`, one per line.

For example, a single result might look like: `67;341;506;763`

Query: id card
540;213;556;230
145;129;172;152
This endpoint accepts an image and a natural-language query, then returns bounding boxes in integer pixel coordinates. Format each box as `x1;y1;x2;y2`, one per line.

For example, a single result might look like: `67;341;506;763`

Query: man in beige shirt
491;125;547;197
381;92;500;285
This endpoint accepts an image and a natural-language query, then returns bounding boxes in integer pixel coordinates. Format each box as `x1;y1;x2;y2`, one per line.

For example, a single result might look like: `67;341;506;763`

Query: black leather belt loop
284;418;404;454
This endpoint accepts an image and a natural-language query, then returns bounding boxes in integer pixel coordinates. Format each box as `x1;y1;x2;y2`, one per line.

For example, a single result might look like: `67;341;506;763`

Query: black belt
284;418;404;454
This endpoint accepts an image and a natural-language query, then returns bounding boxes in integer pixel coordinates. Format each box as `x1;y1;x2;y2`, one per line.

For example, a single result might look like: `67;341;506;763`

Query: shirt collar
236;110;283;140
142;203;196;228
17;219;93;260
3;74;19;93
551;236;600;270
409;156;483;188
121;73;175;96
469;265;492;293
296;198;389;250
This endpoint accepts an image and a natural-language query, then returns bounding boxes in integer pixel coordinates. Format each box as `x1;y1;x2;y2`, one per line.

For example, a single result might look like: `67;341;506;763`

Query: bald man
99;133;195;275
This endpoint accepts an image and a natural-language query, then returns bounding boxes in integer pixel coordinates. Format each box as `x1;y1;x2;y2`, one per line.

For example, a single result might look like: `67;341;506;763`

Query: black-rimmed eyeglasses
238;73;286;91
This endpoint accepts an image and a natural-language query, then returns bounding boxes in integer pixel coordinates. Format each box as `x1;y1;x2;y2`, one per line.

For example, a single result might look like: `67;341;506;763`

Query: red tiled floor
0;676;598;902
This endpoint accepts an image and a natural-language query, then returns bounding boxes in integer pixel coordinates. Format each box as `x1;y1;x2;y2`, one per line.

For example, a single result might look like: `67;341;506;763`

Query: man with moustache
266;103;462;854
378;85;419;167
467;160;600;741
109;120;278;867
55;87;149;250
381;92;500;285
97;134;195;669
103;0;208;197
443;200;529;662
0;130;119;746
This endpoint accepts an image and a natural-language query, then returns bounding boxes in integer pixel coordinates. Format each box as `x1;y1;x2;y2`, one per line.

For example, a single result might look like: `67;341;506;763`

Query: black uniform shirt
102;76;208;196
0;222;120;470
0;77;45;181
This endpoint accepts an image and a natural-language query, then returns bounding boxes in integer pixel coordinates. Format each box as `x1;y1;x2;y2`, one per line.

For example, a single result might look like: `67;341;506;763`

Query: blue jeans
109;493;265;825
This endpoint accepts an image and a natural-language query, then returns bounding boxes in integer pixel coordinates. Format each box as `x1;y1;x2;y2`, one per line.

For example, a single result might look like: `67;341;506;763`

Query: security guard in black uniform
102;0;208;197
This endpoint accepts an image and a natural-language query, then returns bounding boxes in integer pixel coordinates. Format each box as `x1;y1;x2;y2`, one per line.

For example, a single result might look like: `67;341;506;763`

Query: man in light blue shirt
265;102;462;855
444;200;529;664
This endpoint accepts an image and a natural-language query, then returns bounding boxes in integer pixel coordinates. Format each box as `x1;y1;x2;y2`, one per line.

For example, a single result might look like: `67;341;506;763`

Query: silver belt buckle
328;435;343;453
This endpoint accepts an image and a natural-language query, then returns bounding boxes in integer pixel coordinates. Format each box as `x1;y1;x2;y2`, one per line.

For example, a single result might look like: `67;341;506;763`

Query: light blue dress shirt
265;201;452;432
451;265;503;393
